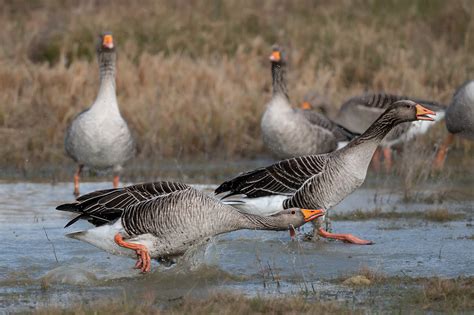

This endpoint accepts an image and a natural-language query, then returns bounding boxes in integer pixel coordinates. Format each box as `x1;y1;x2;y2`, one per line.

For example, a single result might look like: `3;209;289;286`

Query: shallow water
0;178;473;312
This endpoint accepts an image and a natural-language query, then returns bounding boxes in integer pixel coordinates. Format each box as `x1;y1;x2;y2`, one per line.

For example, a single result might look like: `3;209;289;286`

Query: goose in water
65;32;136;196
216;100;436;245
434;80;474;169
56;182;324;273
334;92;446;171
261;45;356;159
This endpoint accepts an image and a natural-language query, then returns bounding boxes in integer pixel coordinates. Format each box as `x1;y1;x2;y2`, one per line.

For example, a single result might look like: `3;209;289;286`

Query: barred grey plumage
334;92;446;147
260;45;355;159
57;181;189;227
65;32;136;194
445;80;474;140
297;109;358;142
57;181;323;270
216;100;436;216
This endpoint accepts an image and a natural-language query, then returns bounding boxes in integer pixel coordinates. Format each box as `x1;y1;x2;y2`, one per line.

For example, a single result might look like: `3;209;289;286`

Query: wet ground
0;167;473;313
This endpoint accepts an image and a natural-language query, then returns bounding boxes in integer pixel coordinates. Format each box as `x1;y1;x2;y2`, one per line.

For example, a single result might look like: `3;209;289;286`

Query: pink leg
114;233;151;273
371;147;381;172
73;165;83;197
382;147;392;172
318;228;373;245
433;134;455;170
113;175;120;188
289;225;296;240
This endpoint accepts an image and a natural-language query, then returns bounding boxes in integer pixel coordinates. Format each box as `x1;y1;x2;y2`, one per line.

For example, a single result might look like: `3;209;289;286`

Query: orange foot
318;228;373;245
114;233;151;273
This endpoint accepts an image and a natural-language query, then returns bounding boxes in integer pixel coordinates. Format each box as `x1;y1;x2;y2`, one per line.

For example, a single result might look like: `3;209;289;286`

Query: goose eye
291;210;296;214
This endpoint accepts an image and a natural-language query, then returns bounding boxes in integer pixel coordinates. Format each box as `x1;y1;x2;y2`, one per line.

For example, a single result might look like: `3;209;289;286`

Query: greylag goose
56;182;324;273
65;32;136;196
260;45;355;159
216;100;436;245
300;91;332;114
334;93;445;171
434;80;474;169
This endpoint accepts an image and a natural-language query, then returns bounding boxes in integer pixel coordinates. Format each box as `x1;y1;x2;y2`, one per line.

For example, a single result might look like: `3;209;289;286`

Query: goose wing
337;93;446;134
297;109;359;142
342;93;447;111
119;187;200;237
215;154;329;199
56;181;190;227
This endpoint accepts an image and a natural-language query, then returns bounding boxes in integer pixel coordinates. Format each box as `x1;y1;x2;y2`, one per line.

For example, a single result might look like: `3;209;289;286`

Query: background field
0;0;473;179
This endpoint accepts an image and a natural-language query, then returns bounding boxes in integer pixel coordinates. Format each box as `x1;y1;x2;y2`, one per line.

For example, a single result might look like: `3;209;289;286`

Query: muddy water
0;177;473;312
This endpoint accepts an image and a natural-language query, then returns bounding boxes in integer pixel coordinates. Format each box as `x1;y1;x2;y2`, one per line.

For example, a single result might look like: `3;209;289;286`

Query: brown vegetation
32;293;353;315
414;277;474;312
0;0;473;177
30;276;474;314
332;208;465;221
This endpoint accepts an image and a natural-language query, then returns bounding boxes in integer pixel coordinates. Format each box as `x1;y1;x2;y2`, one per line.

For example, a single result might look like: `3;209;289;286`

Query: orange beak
415;104;435;121
102;34;114;49
301;209;325;222
301;102;311;110
269;51;281;62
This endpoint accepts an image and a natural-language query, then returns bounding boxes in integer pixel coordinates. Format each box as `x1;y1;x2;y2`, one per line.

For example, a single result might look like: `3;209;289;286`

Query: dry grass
336;266;474;312
337;266;388;286
413;277;474;312
332;208;465;221
31;293;353;315
354;266;388;284
336;269;474;312
0;0;473;175
423;208;464;222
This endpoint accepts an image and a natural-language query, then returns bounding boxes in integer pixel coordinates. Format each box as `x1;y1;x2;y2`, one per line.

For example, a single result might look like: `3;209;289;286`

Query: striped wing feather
56;181;190;227
298;109;359;141
342;93;446;111
120;188;200;237
215;155;329;198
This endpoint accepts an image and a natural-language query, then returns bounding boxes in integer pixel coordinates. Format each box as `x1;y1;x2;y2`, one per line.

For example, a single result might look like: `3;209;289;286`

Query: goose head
383;100;436;124
269;45;286;65
97;32;116;54
96;32;116;74
270;208;325;226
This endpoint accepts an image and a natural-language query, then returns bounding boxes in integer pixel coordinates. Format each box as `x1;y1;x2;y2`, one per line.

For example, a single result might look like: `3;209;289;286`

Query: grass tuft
413;277;474;312
32;292;354;315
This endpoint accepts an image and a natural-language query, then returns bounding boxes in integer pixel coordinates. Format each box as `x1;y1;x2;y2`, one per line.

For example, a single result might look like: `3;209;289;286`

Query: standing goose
65;32;136;196
300;91;332;114
334;93;445;171
261;45;355;159
216;101;436;245
56;182;324;273
434;80;474;169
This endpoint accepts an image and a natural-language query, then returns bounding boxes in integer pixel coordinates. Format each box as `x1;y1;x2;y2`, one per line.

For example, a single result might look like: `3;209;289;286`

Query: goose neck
240;213;294;231
91;51;119;112
98;51;116;81
346;113;399;148
271;62;289;100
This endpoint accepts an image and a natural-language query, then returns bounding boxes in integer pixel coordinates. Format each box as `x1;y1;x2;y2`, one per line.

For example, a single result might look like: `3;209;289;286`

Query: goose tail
66;230;87;240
